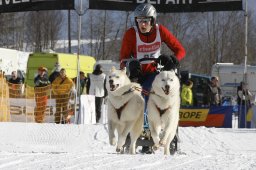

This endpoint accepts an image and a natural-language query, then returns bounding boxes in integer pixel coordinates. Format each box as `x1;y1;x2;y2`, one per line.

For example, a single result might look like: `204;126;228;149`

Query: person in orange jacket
52;68;74;124
120;3;186;153
34;66;50;123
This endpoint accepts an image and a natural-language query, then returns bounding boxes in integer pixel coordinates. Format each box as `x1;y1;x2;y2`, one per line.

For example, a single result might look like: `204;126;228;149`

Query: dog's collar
150;90;162;98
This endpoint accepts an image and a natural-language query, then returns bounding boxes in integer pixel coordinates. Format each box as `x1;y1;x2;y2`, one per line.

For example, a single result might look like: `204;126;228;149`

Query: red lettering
138;42;160;52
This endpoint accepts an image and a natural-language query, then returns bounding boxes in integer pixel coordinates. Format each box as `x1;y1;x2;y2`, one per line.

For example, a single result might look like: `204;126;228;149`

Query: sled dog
147;70;180;155
106;67;144;154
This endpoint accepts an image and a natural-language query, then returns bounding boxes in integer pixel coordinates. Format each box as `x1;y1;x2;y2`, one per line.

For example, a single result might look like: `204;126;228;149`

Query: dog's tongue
162;88;170;95
110;84;115;91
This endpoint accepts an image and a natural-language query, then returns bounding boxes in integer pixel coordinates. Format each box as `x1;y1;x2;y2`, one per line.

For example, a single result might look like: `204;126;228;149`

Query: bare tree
185;11;245;74
1;4;253;78
25;11;63;52
83;10;124;61
0;13;26;50
157;13;199;71
246;11;256;65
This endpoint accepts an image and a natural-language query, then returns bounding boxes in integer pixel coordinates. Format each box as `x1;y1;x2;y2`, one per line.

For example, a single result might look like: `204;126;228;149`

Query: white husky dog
106;67;144;154
147;70;180;155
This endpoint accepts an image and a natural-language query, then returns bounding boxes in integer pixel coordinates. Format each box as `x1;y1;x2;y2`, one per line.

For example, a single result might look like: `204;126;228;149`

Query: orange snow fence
0;74;10;122
33;85;51;123
2;80;75;123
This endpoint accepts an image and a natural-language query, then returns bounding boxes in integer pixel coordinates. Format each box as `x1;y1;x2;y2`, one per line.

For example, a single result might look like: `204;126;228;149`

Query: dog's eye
109;76;111;79
116;76;120;78
162;79;165;81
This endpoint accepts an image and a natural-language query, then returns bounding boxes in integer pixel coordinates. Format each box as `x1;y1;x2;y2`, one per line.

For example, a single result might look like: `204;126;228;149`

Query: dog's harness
151;91;171;117
113;86;142;120
116;102;128;120
154;104;171;117
122;86;141;95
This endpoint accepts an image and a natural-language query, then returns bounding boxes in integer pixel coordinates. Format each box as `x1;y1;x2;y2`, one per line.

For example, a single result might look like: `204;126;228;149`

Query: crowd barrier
3;78;256;127
238;105;256;128
179;106;233;128
5;81;77;124
0;76;10;122
76;95;96;124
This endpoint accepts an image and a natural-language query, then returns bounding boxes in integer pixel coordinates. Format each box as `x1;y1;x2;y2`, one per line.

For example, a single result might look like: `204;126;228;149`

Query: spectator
237;81;252;107
34;66;50;123
72;71;87;95
207;76;222;106
86;64;107;123
9;71;22;84
181;80;193;106
8;71;22;98
52;68;74;124
49;62;61;83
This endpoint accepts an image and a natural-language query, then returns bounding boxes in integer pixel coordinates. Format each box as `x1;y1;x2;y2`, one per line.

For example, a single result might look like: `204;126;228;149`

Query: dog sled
122;57;180;155
124;128;179;155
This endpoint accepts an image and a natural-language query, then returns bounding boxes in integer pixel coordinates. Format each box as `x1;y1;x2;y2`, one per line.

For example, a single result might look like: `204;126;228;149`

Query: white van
211;63;256;100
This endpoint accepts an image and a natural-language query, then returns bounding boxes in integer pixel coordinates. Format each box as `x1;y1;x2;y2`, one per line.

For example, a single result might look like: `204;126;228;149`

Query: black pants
95;97;104;123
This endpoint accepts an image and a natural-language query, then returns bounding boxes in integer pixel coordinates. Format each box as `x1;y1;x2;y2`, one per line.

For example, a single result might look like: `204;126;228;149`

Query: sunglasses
136;18;151;24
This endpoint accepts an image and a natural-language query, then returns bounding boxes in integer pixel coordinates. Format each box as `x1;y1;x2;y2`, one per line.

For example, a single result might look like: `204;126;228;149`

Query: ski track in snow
0;122;256;169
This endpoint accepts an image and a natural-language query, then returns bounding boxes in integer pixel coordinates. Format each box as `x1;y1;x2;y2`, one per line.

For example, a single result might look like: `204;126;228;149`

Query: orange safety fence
7;82;24;115
7;82;24;98
0;75;10;122
5;83;76;124
33;85;51;123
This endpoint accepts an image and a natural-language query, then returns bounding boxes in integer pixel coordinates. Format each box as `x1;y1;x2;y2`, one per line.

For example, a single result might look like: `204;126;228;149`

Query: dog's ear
110;66;116;72
121;67;126;74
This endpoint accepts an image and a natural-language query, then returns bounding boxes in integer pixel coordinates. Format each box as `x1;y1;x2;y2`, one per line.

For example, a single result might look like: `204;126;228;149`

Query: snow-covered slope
0;122;256;169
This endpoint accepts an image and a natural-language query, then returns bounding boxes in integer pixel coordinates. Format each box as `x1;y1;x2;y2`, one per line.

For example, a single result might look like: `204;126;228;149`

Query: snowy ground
0;120;256;170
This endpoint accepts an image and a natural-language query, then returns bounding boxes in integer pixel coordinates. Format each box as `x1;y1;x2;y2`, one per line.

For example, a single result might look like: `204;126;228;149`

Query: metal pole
74;0;83;124
68;9;71;53
243;0;248;128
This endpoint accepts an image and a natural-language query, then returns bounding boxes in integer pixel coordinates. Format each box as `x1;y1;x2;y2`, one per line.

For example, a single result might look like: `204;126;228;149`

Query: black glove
156;54;170;66
157;54;180;71
127;60;142;82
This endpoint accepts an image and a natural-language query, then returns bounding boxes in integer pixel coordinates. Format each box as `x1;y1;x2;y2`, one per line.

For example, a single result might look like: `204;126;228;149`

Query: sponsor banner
251;106;256;128
238;106;254;128
179;106;233;128
0;0;74;13
89;0;243;12
179;108;209;122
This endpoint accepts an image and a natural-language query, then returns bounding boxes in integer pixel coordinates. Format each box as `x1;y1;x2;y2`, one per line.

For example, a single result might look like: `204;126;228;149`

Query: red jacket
120;24;186;73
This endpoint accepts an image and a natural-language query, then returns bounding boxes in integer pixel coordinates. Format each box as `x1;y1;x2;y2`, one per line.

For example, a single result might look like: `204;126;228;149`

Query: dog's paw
109;138;116;146
153;145;160;151
116;146;124;153
129;148;136;155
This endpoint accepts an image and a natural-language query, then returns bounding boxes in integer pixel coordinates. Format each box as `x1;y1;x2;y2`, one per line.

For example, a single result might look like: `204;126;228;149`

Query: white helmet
134;3;157;26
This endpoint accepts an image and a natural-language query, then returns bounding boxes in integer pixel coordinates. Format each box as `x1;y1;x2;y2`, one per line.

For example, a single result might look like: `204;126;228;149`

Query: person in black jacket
49;62;61;83
8;71;22;98
34;66;50;123
207;76;222;106
86;64;107;123
237;81;252;107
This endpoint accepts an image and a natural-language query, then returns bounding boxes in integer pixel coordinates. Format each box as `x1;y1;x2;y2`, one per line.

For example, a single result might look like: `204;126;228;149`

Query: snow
0;121;256;169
